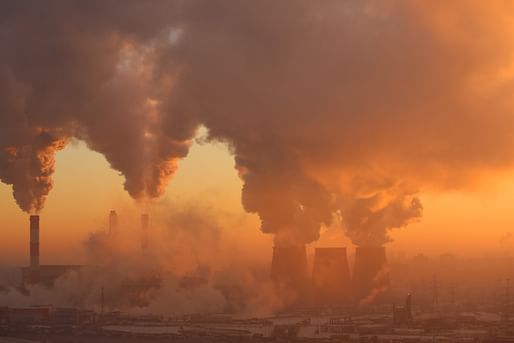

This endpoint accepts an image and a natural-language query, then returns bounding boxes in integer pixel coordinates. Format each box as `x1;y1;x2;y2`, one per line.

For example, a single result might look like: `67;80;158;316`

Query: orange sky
2;136;514;267
3;2;514;268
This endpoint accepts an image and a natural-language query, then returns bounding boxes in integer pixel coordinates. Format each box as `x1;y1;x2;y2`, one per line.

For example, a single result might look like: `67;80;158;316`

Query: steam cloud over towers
2;1;514;248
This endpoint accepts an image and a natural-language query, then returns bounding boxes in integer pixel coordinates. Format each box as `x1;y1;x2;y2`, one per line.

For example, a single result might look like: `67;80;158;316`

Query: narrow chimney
141;213;149;253
312;247;352;306
109;210;118;235
29;215;40;269
27;215;41;284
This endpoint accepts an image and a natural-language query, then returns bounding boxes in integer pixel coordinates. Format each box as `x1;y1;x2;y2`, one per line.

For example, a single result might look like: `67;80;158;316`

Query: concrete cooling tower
352;246;391;304
312;247;352;306
271;244;309;297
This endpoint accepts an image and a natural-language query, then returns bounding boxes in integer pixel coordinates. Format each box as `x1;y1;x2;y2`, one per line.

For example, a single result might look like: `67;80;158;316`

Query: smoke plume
2;1;514;244
0;203;283;316
339;178;423;246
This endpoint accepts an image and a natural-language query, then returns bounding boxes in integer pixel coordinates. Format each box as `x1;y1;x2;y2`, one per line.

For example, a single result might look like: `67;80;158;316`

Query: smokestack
109;210;118;235
141;213;149;253
312;247;352;306
29;215;40;269
352;246;391;304
270;244;309;297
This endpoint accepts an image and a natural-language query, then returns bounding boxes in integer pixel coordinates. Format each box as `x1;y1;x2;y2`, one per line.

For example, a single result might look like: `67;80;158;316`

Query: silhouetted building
21;215;80;286
393;293;413;326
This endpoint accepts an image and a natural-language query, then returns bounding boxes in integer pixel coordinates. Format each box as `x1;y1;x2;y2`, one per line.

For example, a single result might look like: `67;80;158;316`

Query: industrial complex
1;214;514;342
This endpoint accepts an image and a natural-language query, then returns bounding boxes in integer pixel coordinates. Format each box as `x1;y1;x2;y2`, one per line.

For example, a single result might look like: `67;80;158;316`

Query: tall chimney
312;247;352;306
29;215;40;269
109;210;118;235
270;244;309;300
352;246;391;304
141;213;149;253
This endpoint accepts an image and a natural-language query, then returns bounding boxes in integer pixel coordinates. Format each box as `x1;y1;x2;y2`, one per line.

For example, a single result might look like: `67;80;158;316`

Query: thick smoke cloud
339;178;423;246
2;1;514;244
0;1;192;211
162;1;514;245
0;203;283;316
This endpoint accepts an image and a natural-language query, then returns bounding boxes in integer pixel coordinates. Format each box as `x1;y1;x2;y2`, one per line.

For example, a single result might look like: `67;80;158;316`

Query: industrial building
21;215;80;287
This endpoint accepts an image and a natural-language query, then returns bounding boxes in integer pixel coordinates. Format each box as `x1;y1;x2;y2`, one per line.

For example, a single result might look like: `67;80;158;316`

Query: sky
2;1;514;267
0;134;266;265
2;135;514;266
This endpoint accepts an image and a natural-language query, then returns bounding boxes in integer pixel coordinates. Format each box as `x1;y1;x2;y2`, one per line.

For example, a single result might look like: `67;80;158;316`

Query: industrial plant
21;215;80;287
2;214;514;342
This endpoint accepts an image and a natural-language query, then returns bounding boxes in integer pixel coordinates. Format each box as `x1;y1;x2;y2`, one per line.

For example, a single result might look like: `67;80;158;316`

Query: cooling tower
312;247;352;305
29;215;40;268
270;244;309;295
109;210;118;235
352;246;391;304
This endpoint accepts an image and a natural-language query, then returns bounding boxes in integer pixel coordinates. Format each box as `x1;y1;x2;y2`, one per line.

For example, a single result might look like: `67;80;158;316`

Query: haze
2;0;514;323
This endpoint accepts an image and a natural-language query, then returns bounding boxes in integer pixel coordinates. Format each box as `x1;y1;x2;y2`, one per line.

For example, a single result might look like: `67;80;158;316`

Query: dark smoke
0;1;192;211
2;1;514;245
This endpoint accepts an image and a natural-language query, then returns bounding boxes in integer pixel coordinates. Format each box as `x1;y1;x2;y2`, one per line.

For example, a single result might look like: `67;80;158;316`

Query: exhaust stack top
109;210;118;235
29;215;40;268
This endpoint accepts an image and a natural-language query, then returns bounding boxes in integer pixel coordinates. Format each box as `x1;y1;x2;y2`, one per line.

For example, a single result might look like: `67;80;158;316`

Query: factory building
21;215;80;286
393;293;413;327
